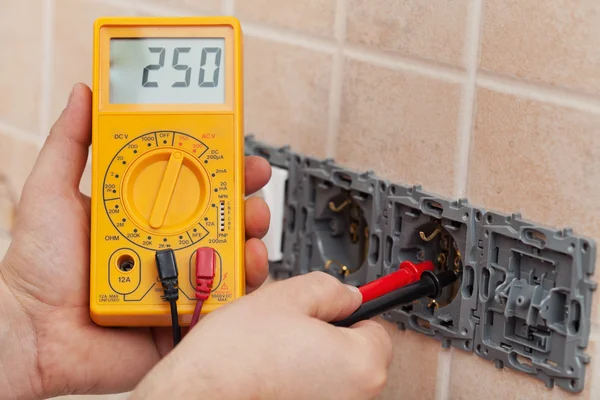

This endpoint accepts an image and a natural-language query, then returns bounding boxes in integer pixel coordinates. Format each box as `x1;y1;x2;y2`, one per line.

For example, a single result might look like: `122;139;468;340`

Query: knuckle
307;270;337;285
303;272;330;296
306;271;342;293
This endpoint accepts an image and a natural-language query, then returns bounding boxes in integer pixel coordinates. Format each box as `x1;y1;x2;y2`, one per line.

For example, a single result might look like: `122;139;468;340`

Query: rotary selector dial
103;131;212;250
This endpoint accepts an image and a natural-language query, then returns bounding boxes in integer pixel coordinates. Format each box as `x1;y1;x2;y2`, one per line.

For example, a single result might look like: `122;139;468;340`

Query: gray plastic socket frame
472;212;596;392
244;135;596;393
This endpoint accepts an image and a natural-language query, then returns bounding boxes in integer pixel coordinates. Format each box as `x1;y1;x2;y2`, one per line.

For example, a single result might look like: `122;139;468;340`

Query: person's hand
0;83;272;399
131;271;393;400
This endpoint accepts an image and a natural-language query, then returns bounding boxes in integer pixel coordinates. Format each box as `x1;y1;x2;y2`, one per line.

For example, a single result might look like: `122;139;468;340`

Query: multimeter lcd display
109;38;225;104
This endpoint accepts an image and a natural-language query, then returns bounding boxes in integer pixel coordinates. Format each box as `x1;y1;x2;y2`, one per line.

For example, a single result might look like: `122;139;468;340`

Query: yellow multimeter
90;17;245;326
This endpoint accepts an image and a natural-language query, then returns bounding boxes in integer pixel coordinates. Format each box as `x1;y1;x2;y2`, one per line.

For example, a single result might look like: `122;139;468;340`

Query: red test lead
358;260;435;303
190;247;216;329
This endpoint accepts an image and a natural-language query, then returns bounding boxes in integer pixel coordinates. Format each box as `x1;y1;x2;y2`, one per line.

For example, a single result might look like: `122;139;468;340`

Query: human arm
131;272;393;400
0;83;272;399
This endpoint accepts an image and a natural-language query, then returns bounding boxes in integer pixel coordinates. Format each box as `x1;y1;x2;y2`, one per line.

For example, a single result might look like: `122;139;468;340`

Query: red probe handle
195;247;216;301
358;260;435;303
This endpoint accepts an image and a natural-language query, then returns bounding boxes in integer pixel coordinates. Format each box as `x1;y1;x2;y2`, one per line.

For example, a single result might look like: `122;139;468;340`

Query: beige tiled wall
1;0;600;399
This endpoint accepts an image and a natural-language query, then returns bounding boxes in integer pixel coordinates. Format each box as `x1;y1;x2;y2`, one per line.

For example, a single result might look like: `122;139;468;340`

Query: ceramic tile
481;0;600;94
468;89;600;256
0;132;16;241
80;161;91;197
336;58;461;197
236;0;337;37
244;37;333;157
449;340;596;399
141;0;221;13
346;0;469;67
0;177;16;236
468;88;600;324
0;0;43;132
51;0;136;125
0;131;40;198
375;318;441;400
0;132;13;175
0;237;10;258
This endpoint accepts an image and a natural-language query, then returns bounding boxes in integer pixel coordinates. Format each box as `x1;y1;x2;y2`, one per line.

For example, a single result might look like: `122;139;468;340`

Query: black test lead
333;269;460;328
155;249;182;346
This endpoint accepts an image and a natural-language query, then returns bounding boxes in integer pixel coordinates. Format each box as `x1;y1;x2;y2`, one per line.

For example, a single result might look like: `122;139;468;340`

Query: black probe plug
156;249;182;346
156;249;180;301
333;269;459;328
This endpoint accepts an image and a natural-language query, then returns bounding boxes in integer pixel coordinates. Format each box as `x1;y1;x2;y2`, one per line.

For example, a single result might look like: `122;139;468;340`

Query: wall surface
1;0;600;399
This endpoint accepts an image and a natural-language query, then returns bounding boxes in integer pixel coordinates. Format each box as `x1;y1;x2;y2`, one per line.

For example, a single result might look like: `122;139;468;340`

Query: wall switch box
245;135;596;393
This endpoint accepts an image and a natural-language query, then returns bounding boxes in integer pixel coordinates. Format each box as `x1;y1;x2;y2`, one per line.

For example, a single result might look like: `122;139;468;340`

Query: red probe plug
359;260;435;303
190;247;216;329
195;247;216;301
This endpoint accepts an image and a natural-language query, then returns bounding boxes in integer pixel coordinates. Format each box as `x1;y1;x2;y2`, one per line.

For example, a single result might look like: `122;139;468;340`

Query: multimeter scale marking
91;17;244;328
103;131;211;251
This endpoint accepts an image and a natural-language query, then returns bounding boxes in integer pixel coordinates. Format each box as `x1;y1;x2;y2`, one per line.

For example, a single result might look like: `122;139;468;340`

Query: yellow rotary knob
121;148;211;235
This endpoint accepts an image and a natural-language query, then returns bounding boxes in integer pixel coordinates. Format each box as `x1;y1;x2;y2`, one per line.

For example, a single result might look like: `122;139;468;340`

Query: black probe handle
332;270;459;328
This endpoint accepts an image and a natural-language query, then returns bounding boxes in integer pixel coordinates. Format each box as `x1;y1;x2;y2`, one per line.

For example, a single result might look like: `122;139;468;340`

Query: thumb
27;83;92;195
259;271;363;322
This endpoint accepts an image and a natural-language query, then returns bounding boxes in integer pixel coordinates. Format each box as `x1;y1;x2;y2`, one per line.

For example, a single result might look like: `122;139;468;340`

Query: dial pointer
149;151;184;229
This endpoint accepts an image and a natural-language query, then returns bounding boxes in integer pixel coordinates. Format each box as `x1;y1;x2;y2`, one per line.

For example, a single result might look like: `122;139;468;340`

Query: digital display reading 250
109;38;226;104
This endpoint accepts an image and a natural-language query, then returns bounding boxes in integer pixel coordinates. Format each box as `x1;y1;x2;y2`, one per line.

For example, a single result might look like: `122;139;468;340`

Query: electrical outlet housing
245;135;597;393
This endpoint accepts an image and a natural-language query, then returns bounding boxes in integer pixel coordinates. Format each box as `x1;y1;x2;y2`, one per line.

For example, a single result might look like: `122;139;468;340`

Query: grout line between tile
325;0;348;159
343;44;466;84
242;22;338;53
478;71;600;114
39;0;54;137
109;0;339;52
0;121;43;147
223;0;235;15
102;0;210;16
325;53;345;159
453;0;484;199
435;348;453;400
333;0;347;43
97;0;600;115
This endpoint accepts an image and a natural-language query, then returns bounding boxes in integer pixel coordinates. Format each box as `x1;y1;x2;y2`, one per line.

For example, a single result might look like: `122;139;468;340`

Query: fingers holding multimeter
244;156;272;239
31;82;272;292
245;155;272;195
